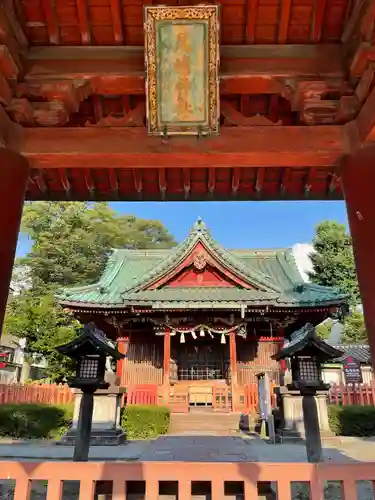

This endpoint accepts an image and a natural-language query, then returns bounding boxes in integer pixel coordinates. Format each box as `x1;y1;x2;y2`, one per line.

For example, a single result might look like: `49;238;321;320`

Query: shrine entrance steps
169;409;241;436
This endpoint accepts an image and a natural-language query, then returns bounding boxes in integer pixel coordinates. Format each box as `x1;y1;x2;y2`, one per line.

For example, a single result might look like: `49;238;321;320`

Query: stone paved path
0;435;375;463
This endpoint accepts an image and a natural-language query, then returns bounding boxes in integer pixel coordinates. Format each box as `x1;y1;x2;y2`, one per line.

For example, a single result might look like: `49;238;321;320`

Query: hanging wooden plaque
144;5;220;136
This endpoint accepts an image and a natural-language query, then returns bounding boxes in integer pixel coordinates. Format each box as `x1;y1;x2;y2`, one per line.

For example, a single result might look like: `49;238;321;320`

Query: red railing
1;460;375;499
126;384;158;406
329;383;375;406
243;383;278;414
0;383;74;405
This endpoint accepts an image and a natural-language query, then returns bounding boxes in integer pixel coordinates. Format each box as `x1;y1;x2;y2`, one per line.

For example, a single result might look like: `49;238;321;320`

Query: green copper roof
58;218;347;309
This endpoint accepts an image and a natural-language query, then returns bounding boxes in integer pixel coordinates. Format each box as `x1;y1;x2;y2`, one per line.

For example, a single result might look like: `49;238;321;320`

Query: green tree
6;202;176;380
309;221;359;305
4;293;80;382
21;202;176;289
315;319;332;340
341;311;367;344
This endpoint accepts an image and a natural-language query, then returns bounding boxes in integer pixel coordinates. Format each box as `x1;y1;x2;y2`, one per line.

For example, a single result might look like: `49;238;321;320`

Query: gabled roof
273;323;344;360
58;218;347;310
329;344;371;364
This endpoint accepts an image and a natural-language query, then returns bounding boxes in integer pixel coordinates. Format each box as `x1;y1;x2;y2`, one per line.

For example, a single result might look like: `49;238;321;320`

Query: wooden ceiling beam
109;0;124;44
41;0;59;45
76;0;91;45
231;168;240;195
245;0;258;43
311;0;327;42
21;126;349;170
0;45;18;79
183;168;190;200
0;2;27;71
344;0;375;76
354;83;375;142
23;45;345;96
278;0;292;43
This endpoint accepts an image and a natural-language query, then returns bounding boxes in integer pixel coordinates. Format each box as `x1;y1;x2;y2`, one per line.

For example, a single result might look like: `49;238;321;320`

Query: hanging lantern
221;333;226;344
191;331;197;340
200;328;205;337
180;332;185;344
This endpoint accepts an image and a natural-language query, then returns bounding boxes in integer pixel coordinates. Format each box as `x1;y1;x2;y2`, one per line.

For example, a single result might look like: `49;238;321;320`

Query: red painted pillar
116;336;129;386
0;149;29;337
229;330;238;385
341;147;375;365
163;328;171;387
229;330;238;410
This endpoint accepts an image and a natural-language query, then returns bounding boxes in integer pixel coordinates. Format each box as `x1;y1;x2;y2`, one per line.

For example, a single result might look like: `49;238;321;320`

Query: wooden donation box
144;5;220;136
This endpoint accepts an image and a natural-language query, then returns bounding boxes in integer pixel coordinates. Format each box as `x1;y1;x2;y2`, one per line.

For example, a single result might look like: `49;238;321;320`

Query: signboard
144;5;220;136
0;353;7;370
256;372;275;443
343;356;362;384
257;374;268;420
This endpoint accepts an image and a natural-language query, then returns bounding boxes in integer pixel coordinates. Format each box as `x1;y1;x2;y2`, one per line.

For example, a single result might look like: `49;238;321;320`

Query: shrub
328;405;375;436
0;404;73;439
122;405;170;440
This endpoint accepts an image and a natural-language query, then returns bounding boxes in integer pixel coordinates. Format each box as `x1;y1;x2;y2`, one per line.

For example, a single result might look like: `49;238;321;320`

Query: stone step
170;412;241;435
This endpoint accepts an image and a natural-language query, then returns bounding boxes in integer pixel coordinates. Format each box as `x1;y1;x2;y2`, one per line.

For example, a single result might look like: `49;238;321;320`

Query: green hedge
328;405;375;436
0;404;73;440
121;405;170;440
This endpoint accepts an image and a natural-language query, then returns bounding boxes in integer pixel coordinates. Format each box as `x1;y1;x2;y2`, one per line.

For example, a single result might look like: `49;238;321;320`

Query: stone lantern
56;322;125;461
272;323;343;462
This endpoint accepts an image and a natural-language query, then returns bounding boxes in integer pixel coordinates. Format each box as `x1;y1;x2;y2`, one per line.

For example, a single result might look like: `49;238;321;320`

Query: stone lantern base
59;386;126;446
276;386;334;442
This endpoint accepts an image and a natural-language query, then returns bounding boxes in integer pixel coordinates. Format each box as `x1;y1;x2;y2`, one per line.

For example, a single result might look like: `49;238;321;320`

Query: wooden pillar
229;330;238;410
116;336;129;386
0;149;29;337
341;147;375;365
163;328;171;387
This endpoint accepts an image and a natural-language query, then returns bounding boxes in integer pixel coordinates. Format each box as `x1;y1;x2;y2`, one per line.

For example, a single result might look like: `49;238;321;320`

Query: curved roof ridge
124;218;281;294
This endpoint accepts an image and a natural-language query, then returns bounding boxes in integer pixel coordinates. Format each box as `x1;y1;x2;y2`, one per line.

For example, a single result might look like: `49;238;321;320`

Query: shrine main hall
2;0;375;370
58;219;346;411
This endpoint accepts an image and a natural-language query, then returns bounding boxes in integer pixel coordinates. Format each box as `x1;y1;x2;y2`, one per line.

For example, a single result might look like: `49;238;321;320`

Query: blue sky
16;200;349;257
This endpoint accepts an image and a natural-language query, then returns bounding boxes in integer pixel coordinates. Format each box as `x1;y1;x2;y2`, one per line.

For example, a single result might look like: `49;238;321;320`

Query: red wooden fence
126;384;158;406
329;383;375;406
0;383;74;405
2;460;375;500
243;383;278;414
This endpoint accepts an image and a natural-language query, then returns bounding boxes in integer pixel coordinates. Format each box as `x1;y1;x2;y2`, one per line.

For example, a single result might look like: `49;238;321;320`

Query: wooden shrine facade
2;0;375;377
58;219;347;411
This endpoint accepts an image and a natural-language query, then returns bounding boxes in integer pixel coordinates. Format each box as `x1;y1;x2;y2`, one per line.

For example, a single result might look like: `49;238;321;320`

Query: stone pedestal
60;386;126;446
277;387;333;441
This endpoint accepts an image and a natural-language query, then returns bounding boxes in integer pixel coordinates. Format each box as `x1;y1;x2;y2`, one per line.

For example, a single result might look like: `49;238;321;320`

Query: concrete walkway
0;435;374;463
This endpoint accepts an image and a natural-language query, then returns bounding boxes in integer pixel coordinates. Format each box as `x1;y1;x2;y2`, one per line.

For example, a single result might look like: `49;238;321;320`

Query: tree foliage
309;220;368;344
5;202;176;380
315;319;332;340
21;202;176;289
341;311;367;344
4;293;80;381
309;221;359;305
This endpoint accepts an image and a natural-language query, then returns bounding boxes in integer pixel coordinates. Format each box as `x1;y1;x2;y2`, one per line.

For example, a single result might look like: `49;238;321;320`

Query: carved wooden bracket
85;102;146;127
11;80;93;126
221;101;282;126
283;79;360;125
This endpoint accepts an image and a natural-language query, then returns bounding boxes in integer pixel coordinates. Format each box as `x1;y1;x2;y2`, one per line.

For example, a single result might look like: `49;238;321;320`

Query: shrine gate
1;0;375;368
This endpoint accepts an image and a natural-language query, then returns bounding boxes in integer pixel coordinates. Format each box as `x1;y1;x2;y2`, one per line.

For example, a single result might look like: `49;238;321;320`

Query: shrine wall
121;331;163;386
237;340;281;385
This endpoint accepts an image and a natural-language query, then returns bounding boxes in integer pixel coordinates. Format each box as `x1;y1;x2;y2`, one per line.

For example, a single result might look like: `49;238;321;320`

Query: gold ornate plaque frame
144;5;220;136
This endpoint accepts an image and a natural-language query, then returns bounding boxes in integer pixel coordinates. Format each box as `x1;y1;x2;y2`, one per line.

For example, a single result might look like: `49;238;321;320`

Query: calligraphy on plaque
343;356;362;384
144;5;220;136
